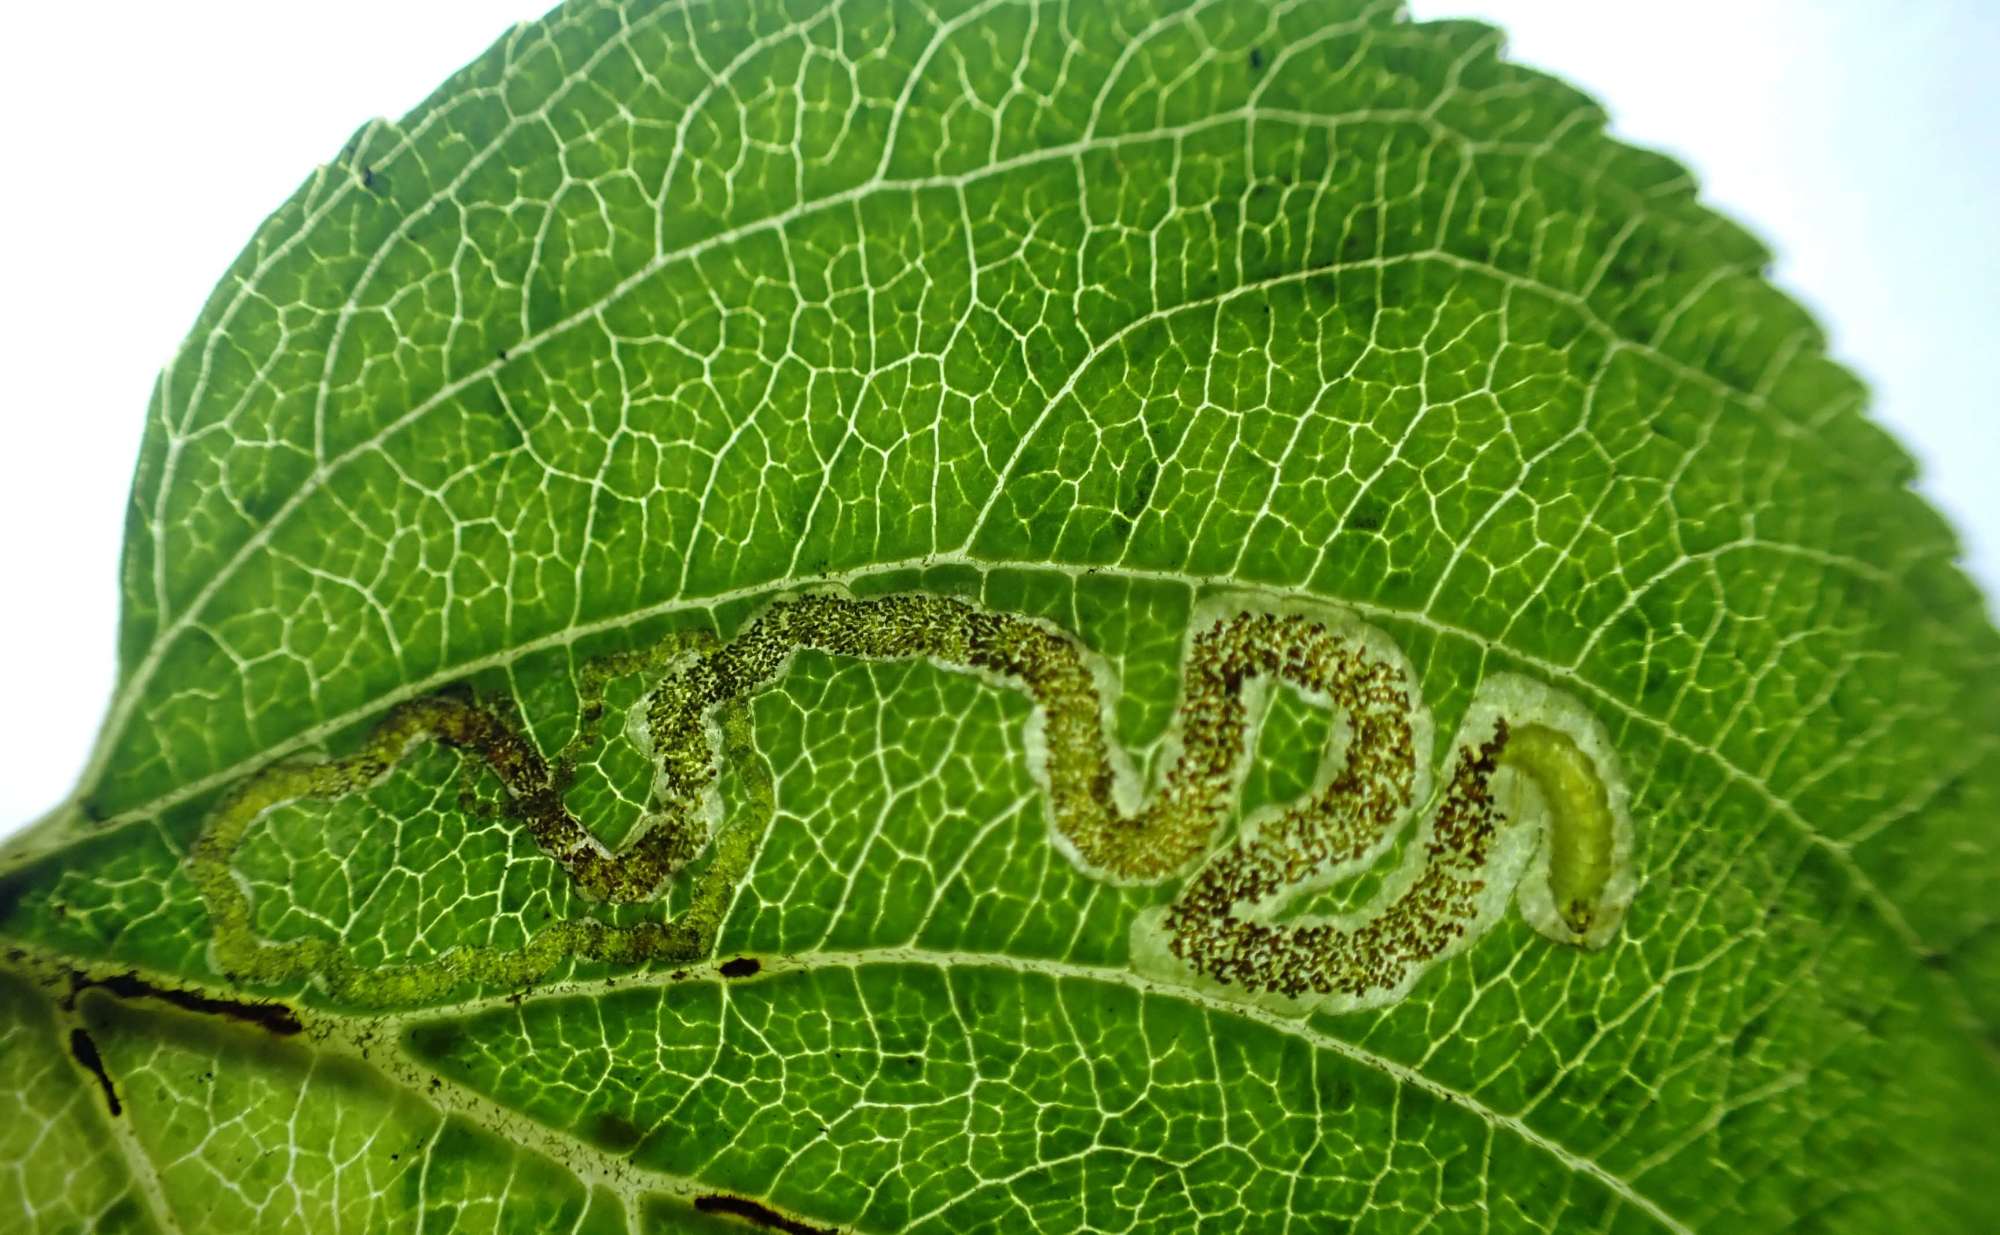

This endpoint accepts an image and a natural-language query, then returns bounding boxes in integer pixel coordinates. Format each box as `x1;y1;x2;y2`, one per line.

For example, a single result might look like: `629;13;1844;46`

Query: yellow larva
1500;723;1617;938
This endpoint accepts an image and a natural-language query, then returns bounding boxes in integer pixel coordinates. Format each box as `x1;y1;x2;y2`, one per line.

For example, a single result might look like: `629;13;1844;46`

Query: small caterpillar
189;589;1634;1011
1504;723;1620;939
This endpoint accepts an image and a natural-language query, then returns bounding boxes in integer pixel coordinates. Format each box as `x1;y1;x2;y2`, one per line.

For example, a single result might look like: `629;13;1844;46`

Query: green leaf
4;1;1996;1231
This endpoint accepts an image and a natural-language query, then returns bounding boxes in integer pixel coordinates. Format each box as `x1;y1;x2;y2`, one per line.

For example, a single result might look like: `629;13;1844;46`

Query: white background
1;2;1994;839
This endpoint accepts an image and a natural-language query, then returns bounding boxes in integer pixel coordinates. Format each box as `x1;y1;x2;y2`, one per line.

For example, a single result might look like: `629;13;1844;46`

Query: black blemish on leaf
402;1019;468;1063
79;971;302;1036
239;482;288;525
1123;461;1159;519
68;1028;121;1116
586;1111;645;1153
692;1193;837;1235
718;955;761;979
1731;1009;1771;1059
1249;47;1265;71
1319;1075;1354;1112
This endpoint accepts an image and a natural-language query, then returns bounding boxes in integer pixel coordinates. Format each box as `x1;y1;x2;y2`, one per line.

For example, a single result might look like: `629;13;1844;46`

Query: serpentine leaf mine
187;591;1629;1012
